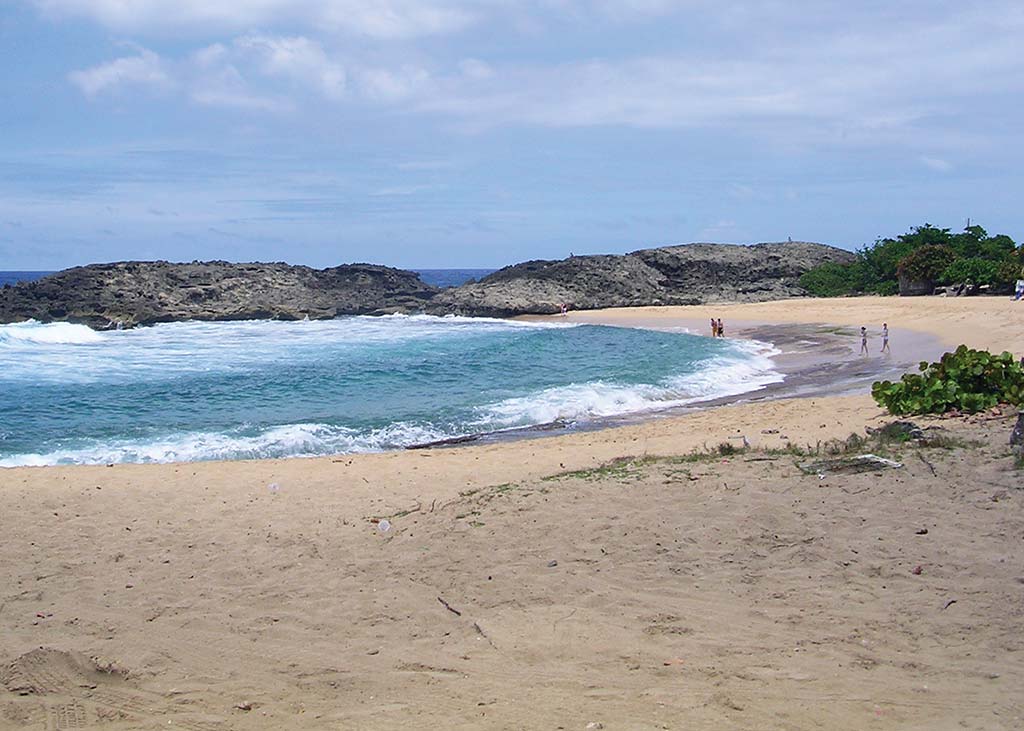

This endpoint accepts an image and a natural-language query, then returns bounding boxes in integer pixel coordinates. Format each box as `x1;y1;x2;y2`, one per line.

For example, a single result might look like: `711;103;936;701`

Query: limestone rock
0;261;438;328
430;241;855;317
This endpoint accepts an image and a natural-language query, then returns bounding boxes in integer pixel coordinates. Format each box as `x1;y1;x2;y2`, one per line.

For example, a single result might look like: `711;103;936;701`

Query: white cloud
357;66;431;102
68;47;169;96
458;58;493;80
57;1;1024;154
32;0;475;39
921;156;953;172
234;35;346;99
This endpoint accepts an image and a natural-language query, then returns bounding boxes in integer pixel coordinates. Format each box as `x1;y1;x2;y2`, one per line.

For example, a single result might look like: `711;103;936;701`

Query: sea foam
0;320;104;345
0;316;782;466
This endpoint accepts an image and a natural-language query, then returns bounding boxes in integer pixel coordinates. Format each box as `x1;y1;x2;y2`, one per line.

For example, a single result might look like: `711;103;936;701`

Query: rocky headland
0;261;437;329
0;241;854;328
430;241;855;317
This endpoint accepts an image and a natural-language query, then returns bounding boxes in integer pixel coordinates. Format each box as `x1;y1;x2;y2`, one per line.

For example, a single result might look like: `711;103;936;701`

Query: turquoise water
0;316;780;466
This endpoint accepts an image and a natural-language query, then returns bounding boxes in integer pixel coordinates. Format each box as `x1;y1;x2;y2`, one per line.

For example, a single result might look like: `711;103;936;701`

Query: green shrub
897;244;957;282
798;260;867;297
940;257;1001;285
799;223;1020;297
872;346;1024;415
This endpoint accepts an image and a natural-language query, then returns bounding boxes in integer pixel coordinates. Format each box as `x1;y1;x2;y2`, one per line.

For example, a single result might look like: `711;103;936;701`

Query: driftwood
437;597;462;617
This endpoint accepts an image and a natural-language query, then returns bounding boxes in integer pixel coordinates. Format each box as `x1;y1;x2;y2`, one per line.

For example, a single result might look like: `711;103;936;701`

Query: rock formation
0;242;855;327
429;242;856;317
0;261;438;329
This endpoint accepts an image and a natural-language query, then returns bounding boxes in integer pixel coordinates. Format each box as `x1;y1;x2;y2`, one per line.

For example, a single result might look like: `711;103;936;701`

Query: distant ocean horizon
0;268;495;289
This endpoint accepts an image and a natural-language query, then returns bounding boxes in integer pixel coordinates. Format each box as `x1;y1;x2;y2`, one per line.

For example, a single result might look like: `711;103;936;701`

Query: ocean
0;271;54;287
0;316;781;466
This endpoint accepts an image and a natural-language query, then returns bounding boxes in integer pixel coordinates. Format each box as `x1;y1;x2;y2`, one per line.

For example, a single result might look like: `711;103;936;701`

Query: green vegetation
872;346;1024;415
897;244;957;283
800;223;1022;296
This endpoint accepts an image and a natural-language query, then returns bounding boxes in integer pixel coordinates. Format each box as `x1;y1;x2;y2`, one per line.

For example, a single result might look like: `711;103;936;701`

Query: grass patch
542;455;662;482
536;419;987;484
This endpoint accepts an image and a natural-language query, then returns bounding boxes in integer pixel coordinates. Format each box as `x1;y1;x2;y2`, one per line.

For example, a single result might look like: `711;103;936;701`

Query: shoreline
3;296;1023;730
0;304;949;470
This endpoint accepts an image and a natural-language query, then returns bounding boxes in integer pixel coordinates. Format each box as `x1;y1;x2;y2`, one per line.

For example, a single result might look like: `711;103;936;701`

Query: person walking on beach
860;326;868;356
881;323;890;353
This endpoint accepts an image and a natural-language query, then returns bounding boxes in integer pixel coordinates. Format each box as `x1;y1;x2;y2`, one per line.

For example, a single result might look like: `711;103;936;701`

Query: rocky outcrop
0;261;438;328
431;242;855;317
0;242;856;328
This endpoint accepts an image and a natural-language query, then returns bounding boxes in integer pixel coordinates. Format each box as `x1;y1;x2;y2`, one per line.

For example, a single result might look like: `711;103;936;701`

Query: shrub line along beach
1;296;1022;729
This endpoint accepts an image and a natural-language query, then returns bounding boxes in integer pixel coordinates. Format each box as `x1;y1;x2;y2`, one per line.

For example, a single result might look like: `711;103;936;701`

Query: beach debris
915;528;929;535
911;565;923;575
867;420;925;441
547;560;559;568
727;434;750;447
377;519;391;533
407;434;480;449
437;596;462;617
799;454;903;476
1011;411;1024;447
760;429;779;434
942;599;958;610
268;482;280;494
586;723;604;730
234;701;254;711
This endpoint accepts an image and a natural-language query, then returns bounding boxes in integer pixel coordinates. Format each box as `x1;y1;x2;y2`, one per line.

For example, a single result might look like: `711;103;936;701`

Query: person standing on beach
860;326;868;355
710;317;717;337
881;323;890;353
717;319;725;338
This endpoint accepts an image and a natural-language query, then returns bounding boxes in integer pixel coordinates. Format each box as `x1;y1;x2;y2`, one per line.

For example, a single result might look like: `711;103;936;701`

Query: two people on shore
861;324;891;355
710;318;725;338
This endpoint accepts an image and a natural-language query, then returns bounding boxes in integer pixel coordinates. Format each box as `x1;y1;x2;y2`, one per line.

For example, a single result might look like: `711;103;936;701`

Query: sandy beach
1;296;1022;730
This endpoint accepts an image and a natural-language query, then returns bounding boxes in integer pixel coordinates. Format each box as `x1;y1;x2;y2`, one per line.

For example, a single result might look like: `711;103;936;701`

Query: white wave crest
0;320;103;345
475;339;783;427
0;421;453;467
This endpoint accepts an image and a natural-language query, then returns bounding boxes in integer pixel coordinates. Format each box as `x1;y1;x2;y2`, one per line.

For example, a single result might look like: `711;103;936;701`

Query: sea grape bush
941;257;1001;286
896;244;957;283
872;346;1024;415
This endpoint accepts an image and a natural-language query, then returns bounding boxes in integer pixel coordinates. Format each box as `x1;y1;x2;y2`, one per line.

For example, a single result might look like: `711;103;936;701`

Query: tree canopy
800;223;1022;296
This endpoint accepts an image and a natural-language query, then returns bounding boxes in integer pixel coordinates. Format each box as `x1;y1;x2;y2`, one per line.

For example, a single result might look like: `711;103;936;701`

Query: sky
1;1;1022;270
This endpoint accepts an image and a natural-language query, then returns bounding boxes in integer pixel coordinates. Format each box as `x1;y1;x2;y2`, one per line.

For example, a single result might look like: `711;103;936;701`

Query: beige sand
558;294;1024;354
1;296;1022;730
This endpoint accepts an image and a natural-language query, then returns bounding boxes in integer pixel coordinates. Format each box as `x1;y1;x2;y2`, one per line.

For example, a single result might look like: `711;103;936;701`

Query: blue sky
1;1;1022;269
